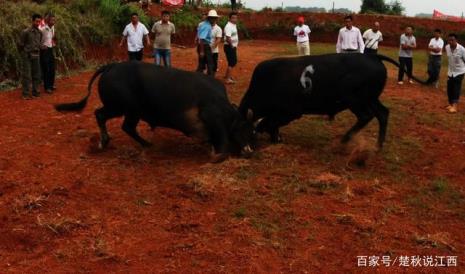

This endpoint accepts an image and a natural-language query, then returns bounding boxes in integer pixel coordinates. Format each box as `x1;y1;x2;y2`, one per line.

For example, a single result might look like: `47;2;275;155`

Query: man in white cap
196;10;219;77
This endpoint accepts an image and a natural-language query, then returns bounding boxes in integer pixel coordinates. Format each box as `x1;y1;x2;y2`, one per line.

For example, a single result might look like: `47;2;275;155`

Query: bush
0;1;91;79
0;0;149;84
171;7;202;29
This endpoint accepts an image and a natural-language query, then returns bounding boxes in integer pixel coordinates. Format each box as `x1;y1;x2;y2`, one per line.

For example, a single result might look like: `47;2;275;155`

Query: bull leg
341;106;374;144
371;100;390;149
95;107;119;149
207;121;230;163
255;117;282;143
121;115;152;147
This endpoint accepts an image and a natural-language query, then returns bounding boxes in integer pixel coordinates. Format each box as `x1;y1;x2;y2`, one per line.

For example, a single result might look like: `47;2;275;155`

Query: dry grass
36;215;86;235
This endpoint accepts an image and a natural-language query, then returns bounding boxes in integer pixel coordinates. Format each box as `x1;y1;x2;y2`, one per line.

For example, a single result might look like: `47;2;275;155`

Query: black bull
55;62;255;161
239;53;426;148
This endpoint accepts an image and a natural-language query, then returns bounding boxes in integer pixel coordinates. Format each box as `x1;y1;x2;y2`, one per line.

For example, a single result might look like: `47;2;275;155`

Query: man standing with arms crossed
120;13;150;61
224;12;239;84
426;29;444;88
40;13;56;94
294;16;311;56
18;14;42;99
363;22;383;54
445;34;465;113
398;26;417;85
336;15;364;54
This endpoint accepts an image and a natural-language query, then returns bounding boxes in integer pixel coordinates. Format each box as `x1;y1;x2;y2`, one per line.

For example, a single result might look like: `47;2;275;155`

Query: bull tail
376;55;428;85
54;64;115;111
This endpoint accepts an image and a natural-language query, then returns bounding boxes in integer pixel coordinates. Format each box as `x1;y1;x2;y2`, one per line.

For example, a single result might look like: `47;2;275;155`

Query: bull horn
253;118;264;128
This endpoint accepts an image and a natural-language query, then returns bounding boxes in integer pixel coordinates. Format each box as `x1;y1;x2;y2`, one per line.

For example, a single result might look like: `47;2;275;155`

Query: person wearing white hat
196;10;219;77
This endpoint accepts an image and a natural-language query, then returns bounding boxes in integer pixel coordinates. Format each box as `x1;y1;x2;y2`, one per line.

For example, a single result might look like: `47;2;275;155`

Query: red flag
163;0;184;7
433;9;465;22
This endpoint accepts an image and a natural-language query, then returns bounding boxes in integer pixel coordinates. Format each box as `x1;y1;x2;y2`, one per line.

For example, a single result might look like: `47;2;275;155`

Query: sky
235;0;465;17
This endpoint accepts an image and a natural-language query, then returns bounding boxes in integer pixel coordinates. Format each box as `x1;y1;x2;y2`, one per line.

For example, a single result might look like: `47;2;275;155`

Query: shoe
434;82;440;89
448;104;458;113
45;89;53;94
409;79;414;84
225;78;236;84
398;81;404;85
22;95;32;100
32;92;40;97
445;105;452;110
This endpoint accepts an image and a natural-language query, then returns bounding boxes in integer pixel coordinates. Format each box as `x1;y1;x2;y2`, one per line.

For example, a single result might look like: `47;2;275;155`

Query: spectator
39;13;56;94
195;12;208;70
426;29;444;88
196;10;219;76
18;14;42;99
336;15;364;54
120;13;150;61
398;26;417;85
363;22;383;54
224;12;239;84
152;11;175;67
445;34;465;113
294;16;311;56
140;0;152;11
211;21;223;72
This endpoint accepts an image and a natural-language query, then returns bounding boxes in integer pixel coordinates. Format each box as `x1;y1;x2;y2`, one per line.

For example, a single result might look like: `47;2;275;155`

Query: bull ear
247;109;254;122
231;103;238;110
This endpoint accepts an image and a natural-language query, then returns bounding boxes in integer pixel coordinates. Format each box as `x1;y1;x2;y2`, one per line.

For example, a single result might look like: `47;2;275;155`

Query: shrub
0;0;149;84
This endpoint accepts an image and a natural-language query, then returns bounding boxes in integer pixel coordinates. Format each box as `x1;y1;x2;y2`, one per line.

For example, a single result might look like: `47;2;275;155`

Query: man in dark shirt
18;14;43;99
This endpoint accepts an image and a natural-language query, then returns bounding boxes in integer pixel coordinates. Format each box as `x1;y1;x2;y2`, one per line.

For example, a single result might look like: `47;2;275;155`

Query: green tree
387;0;405;15
360;0;387;14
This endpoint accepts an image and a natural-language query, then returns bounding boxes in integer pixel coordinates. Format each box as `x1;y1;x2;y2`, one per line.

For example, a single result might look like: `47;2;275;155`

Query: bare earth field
1;40;465;273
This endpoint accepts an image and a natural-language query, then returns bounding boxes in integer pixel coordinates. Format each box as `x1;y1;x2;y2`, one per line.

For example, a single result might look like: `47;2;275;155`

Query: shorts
224;44;237;67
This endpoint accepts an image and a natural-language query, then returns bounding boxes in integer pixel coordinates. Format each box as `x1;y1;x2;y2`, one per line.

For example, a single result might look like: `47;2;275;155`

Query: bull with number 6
239;53;426;148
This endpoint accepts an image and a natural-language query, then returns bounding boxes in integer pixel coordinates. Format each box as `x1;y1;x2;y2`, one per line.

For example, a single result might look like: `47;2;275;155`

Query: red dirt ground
1;40;465;273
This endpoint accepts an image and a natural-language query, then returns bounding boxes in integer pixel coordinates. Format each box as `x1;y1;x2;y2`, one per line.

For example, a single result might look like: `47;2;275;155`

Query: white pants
297;41;310;56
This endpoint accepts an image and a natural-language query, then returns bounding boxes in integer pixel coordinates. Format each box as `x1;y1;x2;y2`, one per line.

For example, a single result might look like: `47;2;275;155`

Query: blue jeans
154;49;171;67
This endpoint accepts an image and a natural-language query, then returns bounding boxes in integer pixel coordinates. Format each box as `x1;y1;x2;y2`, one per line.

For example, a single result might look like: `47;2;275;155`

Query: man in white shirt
363;22;383;54
39;13;56;94
294;16;311;56
398;27;417;85
224;12;239;84
336;15;364;54
211;22;223;72
445;34;465;113
120;13;150;61
426;29;444;87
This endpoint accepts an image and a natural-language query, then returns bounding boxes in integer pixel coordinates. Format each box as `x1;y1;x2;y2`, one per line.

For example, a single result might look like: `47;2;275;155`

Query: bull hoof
99;136;110;150
210;153;229;163
141;142;153;148
270;134;283;144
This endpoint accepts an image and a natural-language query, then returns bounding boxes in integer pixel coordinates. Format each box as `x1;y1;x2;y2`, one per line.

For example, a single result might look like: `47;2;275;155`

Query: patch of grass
406;177;465;218
415;110;465;132
431;177;448;194
382;135;423;181
135;198;152;206
285;117;332;150
233;207;247;218
234;165;256;181
36;215;85;235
